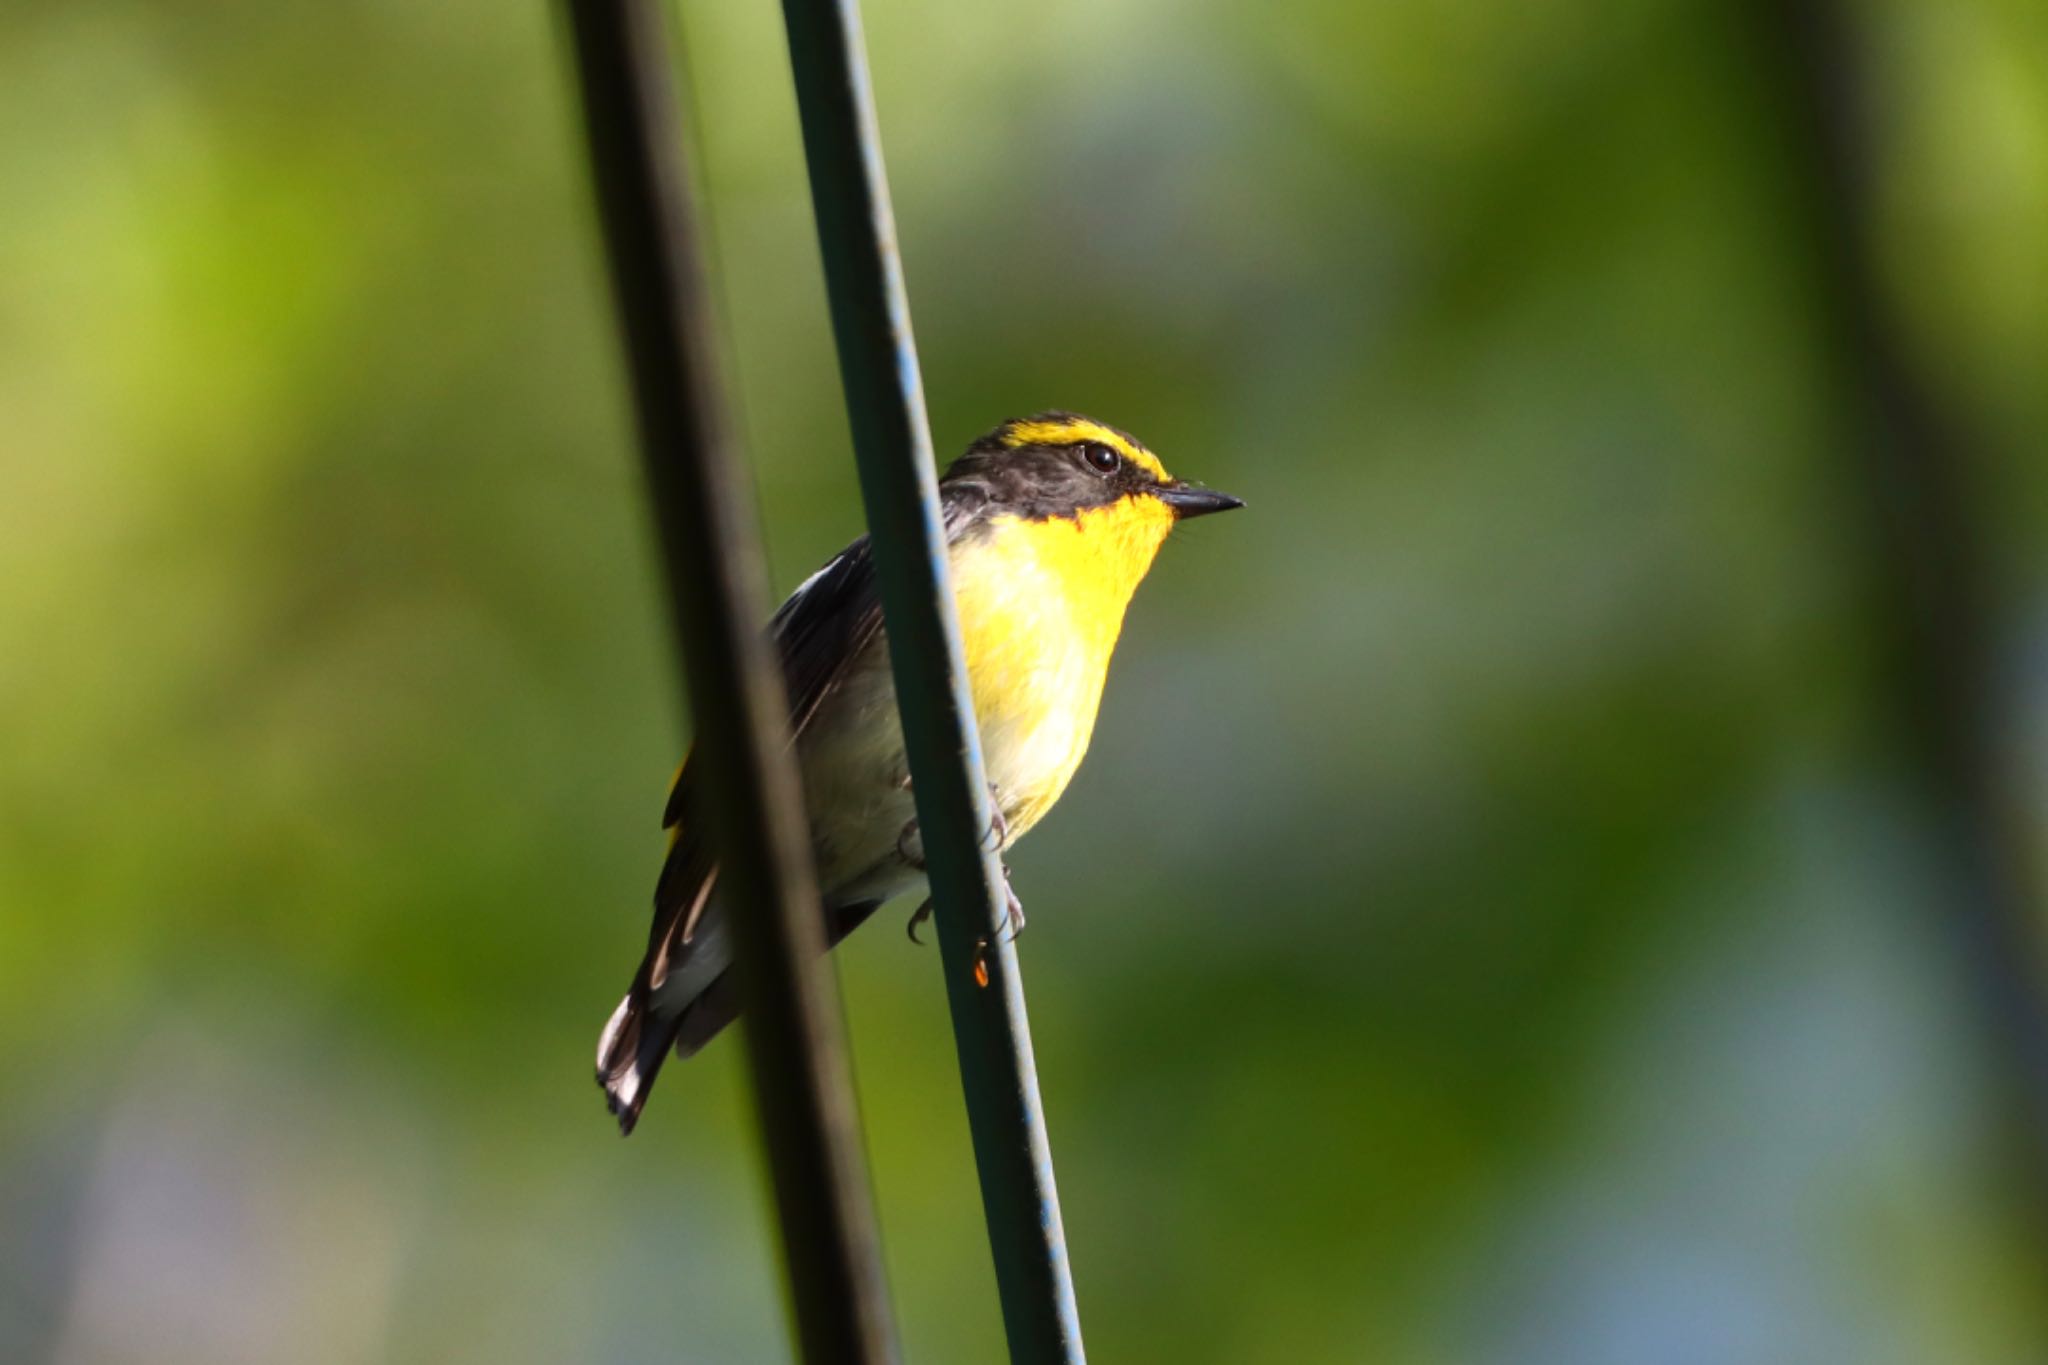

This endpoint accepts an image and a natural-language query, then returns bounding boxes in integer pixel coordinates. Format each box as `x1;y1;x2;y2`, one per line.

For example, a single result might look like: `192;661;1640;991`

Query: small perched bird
597;412;1241;1132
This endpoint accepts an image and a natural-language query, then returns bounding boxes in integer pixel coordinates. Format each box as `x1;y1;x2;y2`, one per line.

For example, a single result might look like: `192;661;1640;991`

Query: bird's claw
998;868;1026;944
970;870;1026;988
900;786;1006;866
983;786;1010;853
896;817;924;870
898;807;1020;981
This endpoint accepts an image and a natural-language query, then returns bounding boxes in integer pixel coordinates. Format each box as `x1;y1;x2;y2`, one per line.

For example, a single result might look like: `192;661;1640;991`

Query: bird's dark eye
1079;442;1120;474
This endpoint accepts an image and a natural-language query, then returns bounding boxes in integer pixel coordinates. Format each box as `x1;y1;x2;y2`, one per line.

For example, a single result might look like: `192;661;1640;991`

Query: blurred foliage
3;0;2047;1361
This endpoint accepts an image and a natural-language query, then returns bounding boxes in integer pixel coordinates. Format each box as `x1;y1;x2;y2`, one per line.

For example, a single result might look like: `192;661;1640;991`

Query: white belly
793;623;1099;904
796;642;920;902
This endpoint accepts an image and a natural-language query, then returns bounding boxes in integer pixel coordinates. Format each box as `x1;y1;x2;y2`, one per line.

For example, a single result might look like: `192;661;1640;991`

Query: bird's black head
941;412;1243;524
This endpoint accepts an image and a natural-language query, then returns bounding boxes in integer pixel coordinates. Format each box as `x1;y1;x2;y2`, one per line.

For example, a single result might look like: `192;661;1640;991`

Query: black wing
645;535;883;967
607;489;983;1121
659;535;882;831
648;477;997;956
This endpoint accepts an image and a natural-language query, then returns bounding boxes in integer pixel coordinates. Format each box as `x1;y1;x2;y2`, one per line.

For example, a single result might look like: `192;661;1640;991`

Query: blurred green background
5;0;2047;1360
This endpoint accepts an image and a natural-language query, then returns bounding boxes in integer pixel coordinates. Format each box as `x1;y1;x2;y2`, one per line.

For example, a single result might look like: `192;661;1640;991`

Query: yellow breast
949;496;1175;838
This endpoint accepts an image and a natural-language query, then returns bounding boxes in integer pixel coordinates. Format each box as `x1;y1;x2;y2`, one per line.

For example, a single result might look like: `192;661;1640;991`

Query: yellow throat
949;492;1177;837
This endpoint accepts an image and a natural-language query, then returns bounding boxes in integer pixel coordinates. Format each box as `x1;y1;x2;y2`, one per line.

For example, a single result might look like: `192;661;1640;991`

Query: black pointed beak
1156;484;1245;520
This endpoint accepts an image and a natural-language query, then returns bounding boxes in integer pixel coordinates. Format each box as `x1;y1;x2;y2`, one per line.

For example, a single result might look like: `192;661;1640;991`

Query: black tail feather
597;980;679;1136
595;898;887;1134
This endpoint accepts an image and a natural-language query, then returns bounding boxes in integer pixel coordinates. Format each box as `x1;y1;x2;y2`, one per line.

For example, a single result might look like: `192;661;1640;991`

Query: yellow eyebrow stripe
1003;418;1168;481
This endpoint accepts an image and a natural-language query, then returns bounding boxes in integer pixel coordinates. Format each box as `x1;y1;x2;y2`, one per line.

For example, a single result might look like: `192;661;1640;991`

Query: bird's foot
898;786;1006;865
983;786;1010;852
911;880;1017;951
998;867;1025;944
970;869;1026;988
895;817;925;871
